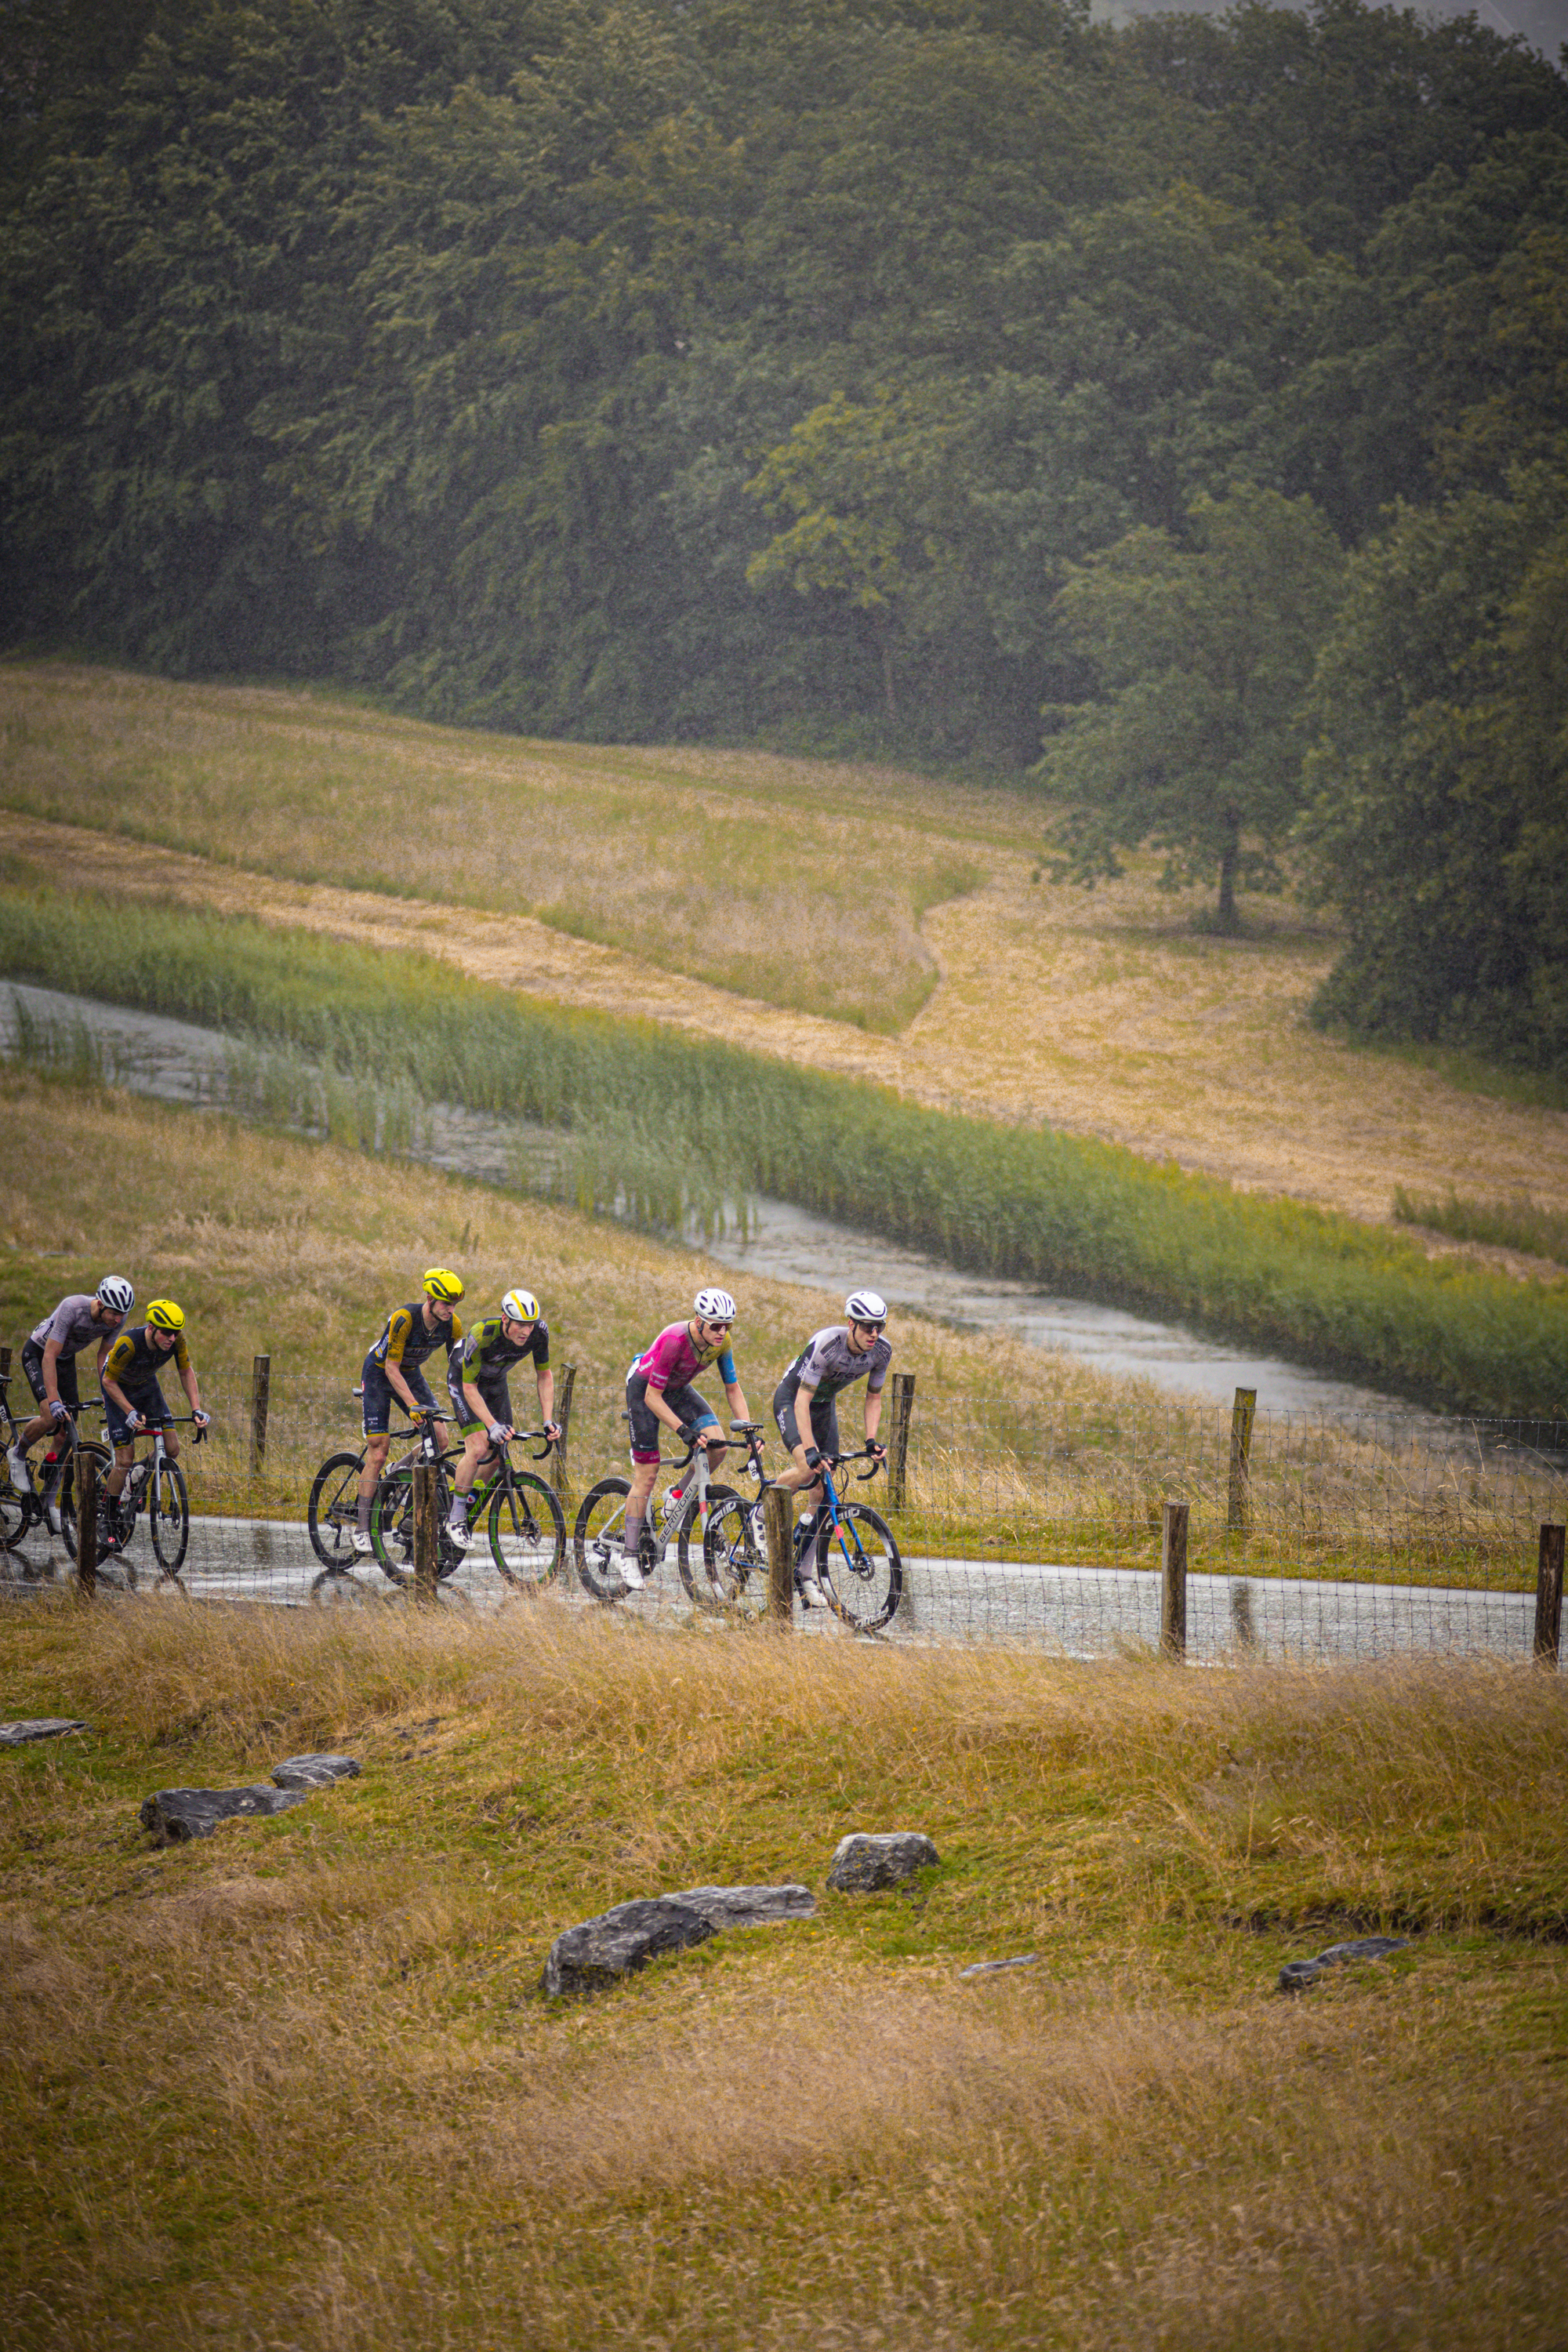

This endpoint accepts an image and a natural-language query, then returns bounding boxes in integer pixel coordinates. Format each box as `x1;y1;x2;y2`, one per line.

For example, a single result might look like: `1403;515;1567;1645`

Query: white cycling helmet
96;1275;134;1316
501;1288;540;1324
845;1289;887;1324
694;1287;737;1323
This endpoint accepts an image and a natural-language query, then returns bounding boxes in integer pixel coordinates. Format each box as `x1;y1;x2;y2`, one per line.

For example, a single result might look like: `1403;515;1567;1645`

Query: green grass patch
1396;1183;1568;1269
2;883;1566;1417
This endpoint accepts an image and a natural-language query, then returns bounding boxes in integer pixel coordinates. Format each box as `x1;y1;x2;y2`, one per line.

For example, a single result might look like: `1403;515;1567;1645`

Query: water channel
2;980;1463;1432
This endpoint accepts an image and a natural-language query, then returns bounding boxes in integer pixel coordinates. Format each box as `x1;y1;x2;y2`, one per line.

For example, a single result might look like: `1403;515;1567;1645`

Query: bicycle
60;1406;203;1593
313;1417;565;1605
0;1376;100;1578
572;1420;762;1604
306;1395;438;1576
700;1445;903;1632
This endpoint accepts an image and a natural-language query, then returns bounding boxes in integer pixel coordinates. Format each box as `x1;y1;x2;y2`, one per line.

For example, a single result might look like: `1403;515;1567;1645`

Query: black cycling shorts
448;1366;514;1436
625;1374;718;1465
21;1341;81;1415
771;1375;840;1462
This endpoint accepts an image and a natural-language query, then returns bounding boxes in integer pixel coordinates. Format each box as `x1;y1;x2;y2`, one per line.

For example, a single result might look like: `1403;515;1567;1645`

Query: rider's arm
723;1373;750;1429
648;1385;688;1436
41;1334;64;1407
181;1357;205;1418
380;1312;426;1415
864;1386;884;1446
535;1364;554;1427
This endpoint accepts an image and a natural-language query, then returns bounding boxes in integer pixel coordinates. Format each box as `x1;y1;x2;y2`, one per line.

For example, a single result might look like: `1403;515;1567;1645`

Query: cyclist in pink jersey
619;1287;753;1590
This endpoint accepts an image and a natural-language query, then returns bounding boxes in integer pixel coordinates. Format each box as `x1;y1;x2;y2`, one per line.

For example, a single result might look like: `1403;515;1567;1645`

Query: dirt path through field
5;811;1566;1247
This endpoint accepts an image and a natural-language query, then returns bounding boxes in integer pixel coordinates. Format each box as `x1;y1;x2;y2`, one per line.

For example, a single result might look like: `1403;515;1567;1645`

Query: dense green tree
1037;483;1345;928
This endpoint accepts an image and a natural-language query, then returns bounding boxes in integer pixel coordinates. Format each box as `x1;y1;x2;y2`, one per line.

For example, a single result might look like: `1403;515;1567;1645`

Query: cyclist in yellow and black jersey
99;1300;209;1540
354;1268;465;1554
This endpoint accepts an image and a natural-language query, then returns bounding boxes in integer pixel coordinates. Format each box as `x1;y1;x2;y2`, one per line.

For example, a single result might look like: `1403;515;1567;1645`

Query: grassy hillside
5;661;1568;1240
2;1600;1565;2349
2;887;1566;1420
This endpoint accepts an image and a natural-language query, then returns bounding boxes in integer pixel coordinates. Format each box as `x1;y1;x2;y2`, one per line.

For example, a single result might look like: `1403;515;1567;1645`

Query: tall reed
2;887;1565;1414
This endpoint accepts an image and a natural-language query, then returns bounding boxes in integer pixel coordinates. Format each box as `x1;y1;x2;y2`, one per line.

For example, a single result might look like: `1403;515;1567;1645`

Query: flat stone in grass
960;1953;1044;1980
271;1754;361;1790
542;1883;817;1996
140;1784;314;1846
826;1831;939;1892
0;1719;87;1746
1277;1935;1409;1994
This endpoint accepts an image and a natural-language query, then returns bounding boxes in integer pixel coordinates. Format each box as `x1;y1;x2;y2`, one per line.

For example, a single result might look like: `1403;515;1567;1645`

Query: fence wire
3;1370;1563;1663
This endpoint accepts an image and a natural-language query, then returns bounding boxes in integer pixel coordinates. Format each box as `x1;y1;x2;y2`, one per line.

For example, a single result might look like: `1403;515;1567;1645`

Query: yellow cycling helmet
144;1299;186;1332
423;1268;465;1303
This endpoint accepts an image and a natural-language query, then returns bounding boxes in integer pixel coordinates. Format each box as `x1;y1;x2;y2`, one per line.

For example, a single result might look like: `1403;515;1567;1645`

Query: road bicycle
306;1396;441;1575
699;1445;903;1632
0;1363;77;1574
60;1407;203;1592
572;1420;764;1604
312;1416;564;1603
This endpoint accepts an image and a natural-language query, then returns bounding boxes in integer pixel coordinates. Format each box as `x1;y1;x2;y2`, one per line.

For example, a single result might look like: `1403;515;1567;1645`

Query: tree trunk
1216;808;1240;934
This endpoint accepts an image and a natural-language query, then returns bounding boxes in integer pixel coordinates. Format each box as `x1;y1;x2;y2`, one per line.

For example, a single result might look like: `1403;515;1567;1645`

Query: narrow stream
3;981;1463;1431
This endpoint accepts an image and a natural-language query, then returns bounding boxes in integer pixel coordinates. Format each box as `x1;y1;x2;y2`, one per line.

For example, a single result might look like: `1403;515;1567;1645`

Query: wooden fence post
764;1486;794;1626
1534;1523;1565;1664
249;1353;271;1479
1161;1500;1189;1660
75;1450;98;1602
551;1363;575;1504
1227;1386;1256;1534
412;1462;438;1603
0;1344;12;1381
887;1371;916;1511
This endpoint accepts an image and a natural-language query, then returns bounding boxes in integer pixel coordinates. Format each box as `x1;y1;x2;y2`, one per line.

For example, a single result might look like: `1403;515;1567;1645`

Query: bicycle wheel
674;1483;739;1606
149;1459;190;1583
818;1501;902;1633
307;1450;365;1571
573;1475;630;1602
368;1466;416;1585
58;1443;114;1561
700;1490;769;1614
486;1472;566;1592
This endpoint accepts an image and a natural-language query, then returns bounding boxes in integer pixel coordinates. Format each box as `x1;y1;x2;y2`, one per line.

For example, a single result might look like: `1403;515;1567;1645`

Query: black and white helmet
694;1287;737;1323
845;1289;887;1324
96;1275;134;1316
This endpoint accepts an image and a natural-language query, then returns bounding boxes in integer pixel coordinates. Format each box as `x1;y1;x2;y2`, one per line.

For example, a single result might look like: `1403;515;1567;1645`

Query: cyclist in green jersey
443;1289;561;1547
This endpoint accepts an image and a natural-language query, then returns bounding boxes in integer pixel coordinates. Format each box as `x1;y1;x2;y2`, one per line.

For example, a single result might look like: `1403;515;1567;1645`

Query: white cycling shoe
351;1530;374;1556
798;1573;827;1610
447;1520;473;1551
6;1446;31;1495
618;1553;647;1592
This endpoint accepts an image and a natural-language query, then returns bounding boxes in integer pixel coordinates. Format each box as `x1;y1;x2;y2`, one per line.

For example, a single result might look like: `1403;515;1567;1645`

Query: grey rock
673;1883;816;1929
140;1784;313;1846
0;1718;87;1746
960;1953;1044;1980
543;1896;715;1997
271;1753;361;1790
1277;1935;1409;1994
826;1831;940;1892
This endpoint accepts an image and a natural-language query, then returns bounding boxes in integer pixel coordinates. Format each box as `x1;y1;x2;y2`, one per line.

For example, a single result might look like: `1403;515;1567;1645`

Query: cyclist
9;1276;135;1520
620;1287;753;1591
771;1288;891;1607
354;1269;465;1554
99;1299;210;1543
443;1287;561;1547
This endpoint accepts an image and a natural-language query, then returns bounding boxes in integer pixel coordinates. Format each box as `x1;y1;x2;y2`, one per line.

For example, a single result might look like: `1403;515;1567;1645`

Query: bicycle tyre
58;1443;114;1562
573;1475;632;1602
817;1500;902;1633
486;1472;566;1592
307;1450;365;1571
674;1483;739;1606
149;1459;190;1583
700;1491;768;1613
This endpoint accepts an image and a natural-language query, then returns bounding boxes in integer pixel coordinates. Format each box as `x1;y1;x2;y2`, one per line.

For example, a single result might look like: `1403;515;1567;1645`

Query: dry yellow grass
2;1599;1566;2348
4;660;1566;1248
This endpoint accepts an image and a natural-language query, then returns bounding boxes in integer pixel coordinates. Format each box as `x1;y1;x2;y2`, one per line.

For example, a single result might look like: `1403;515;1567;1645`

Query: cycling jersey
369;1301;464;1373
29;1295;105;1358
633;1323;735;1394
451;1318;550;1381
783;1326;891;1401
103;1324;191;1385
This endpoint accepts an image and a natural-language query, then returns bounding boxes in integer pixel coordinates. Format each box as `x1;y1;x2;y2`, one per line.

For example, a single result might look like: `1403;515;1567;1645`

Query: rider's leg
448;1428;493;1537
105;1439;136;1500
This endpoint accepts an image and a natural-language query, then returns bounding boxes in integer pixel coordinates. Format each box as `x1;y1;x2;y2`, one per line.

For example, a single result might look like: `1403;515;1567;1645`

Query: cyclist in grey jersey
771;1288;891;1606
8;1278;134;1505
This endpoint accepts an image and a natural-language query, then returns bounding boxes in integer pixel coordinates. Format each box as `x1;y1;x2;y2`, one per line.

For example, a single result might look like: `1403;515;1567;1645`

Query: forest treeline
2;0;1566;1067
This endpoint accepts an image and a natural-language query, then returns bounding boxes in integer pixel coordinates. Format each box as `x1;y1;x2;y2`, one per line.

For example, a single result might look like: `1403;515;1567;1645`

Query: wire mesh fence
3;1364;1564;1663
